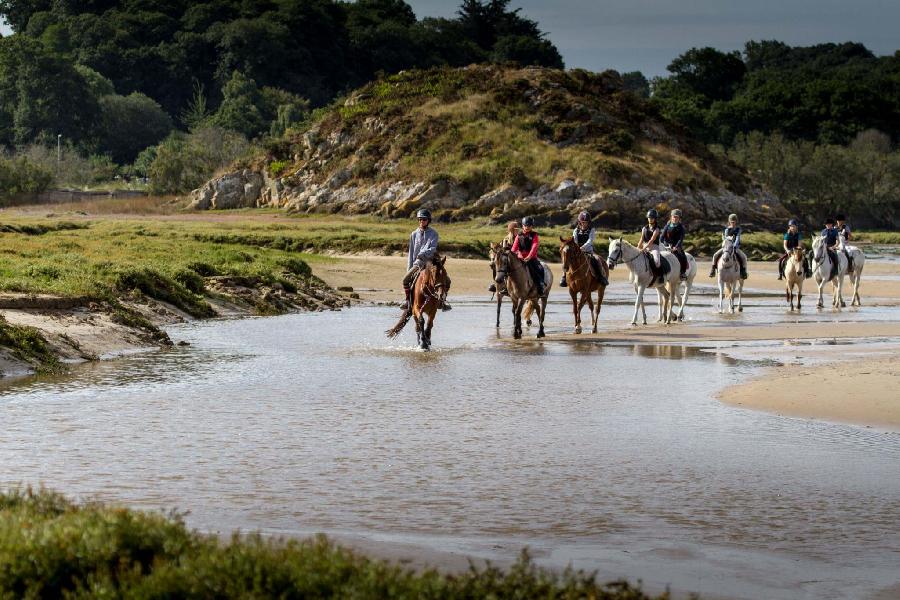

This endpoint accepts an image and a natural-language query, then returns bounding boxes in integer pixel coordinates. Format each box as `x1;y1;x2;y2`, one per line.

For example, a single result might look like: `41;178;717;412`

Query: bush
114;267;215;318
0;156;53;198
0;489;664;599
147;127;250;195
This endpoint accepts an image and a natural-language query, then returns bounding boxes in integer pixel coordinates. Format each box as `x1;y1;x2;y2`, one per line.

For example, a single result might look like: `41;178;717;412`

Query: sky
2;1;898;77
407;0;900;77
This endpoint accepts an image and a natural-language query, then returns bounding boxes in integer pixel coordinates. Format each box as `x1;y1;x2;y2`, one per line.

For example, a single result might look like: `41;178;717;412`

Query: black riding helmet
522;216;535;227
835;213;846;221
646;209;658;219
416;208;432;220
824;217;836;225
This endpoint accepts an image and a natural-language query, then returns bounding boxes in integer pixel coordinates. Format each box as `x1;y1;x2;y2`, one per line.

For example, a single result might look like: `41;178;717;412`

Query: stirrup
488;283;496;293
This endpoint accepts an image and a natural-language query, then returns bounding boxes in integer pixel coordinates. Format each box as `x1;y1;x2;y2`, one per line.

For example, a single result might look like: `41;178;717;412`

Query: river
1;294;898;600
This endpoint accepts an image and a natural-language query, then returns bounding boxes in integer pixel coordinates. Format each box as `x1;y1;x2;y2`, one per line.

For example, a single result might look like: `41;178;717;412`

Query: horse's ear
440;256;447;266
490;242;497;250
559;235;566;242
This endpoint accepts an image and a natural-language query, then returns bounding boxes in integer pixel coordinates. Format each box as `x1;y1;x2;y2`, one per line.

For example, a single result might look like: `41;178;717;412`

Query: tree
210;70;265;139
622;71;649;98
97;92;174;164
491;35;562;68
666;47;746;102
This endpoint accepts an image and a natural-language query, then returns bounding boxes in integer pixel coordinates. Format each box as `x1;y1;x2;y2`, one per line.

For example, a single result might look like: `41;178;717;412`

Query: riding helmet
824;217;836;225
577;211;590;223
522;216;535;227
671;209;682;218
788;218;799;227
835;213;846;221
416;208;432;220
728;213;738;222
646;209;658;219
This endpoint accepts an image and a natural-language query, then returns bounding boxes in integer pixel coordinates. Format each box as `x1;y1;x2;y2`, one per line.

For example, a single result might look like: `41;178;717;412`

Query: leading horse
488;242;536;328
716;237;744;313
385;256;451;349
491;243;551;339
812;235;848;309
559;236;608;333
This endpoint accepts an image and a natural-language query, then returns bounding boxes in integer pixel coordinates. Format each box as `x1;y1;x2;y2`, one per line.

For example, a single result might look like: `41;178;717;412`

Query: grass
0;488;665;599
0;317;62;374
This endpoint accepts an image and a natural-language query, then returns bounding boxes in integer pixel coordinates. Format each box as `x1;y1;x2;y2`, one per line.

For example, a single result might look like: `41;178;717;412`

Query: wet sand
312;255;900;431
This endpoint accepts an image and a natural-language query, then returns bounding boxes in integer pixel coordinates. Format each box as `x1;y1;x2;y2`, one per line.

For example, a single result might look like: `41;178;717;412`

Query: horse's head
721;238;735;266
559;236;577;270
812;235;825;263
606;237;623;270
433;255;451;298
790;247;805;275
491;243;510;285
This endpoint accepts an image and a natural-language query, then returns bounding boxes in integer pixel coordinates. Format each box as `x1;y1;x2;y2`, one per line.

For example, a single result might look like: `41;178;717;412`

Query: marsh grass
0;488;665;599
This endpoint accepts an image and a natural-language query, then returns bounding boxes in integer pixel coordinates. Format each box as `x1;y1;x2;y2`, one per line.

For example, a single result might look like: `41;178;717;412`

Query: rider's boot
740;262;748;280
777;266;784;280
488;283;497;293
597;270;609;287
708;265;717;278
559;274;567;287
400;286;411;310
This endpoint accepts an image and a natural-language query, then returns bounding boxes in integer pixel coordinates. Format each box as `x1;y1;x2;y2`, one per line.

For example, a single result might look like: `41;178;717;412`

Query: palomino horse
491;243;551;339
607;238;696;325
812;235;848;309
385;256;451;349
839;232;866;306
559;236;608;333
784;246;806;311
488;242;535;328
716;238;744;313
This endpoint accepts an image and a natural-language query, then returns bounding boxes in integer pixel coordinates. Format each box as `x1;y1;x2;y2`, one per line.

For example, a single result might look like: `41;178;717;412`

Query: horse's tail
385;309;412;338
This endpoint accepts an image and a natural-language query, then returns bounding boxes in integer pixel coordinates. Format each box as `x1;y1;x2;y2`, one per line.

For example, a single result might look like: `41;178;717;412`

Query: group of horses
387;233;867;349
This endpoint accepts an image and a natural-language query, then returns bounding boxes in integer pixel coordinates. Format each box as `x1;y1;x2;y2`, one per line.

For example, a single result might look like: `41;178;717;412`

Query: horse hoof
537;332;546;339
592;328;598;334
526;320;533;327
738;307;743;312
574;326;582;334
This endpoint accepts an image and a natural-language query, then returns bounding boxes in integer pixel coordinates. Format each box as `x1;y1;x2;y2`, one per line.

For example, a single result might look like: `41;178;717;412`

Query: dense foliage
0;488;662;598
652;41;900;146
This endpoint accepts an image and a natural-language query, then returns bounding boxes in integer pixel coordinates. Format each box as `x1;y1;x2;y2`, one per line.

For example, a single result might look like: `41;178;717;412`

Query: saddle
644;251;669;286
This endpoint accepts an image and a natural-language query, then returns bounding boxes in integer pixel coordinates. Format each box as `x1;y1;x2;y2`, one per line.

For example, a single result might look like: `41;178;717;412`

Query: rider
778;218;810;280
637;208;662;282
821;217;841;271
835;213;853;273
560;211;609;288
511;216;544;295
488;221;520;293
402;208;449;311
660;209;688;280
708;213;748;280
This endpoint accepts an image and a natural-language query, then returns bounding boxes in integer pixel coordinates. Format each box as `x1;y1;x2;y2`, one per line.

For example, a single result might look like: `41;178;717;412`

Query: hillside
192;65;788;230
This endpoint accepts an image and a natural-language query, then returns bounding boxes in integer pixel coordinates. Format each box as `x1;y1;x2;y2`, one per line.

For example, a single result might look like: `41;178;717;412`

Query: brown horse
385;256;451;350
559;236;608;334
491;243;551;339
488;241;535;328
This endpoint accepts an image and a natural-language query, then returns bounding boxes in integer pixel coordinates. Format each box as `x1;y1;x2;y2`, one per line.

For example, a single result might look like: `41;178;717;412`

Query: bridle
562;241;590;276
608;240;642;266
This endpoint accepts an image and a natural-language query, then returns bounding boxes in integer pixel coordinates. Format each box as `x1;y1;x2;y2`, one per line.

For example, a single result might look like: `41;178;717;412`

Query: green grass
0;488;664;599
0;317;62;374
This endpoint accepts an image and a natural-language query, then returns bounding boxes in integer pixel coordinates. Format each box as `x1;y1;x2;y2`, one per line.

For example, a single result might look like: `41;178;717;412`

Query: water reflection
0;304;898;599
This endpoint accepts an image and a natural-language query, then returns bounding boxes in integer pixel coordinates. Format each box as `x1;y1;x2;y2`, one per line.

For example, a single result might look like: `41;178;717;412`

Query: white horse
607;238;696;325
784;246;805;311
812;235;849;309
716;237;743;313
838;233;866;306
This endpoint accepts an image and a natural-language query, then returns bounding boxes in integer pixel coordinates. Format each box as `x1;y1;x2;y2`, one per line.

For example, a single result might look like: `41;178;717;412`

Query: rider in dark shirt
709;213;748;280
777;219;809;279
660;209;688;279
835;213;854;273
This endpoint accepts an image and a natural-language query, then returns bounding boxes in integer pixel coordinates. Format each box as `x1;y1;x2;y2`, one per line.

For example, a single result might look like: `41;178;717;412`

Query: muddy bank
722;355;900;431
0;276;354;378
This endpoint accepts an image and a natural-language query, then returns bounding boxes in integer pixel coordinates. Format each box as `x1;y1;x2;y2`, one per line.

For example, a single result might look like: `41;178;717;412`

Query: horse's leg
797;284;802;310
631;284;642;325
495;295;502;328
852;270;862;306
592;285;604;333
424;310;434;349
570;288;581;334
537;296;547;338
513;299;523;339
585;293;596;334
816;277;825;308
718;278;725;313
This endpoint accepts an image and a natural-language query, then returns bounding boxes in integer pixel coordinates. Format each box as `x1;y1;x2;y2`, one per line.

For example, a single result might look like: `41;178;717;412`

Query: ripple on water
0;304;898;599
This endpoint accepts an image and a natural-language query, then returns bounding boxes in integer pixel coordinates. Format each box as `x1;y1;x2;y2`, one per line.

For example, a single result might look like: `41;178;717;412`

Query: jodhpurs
526;259;544;290
402;265;420;288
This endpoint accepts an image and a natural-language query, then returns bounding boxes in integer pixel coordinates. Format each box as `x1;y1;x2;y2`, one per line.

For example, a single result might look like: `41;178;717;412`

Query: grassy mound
0;488;665;599
259;65;748;198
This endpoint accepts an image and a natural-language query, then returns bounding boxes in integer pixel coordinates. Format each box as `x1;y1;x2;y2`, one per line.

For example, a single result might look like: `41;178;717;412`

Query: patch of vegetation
0;488;663;599
0;317;62;374
115;268;215;318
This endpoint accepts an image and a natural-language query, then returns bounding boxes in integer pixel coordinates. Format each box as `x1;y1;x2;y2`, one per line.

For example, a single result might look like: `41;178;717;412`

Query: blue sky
3;1;898;77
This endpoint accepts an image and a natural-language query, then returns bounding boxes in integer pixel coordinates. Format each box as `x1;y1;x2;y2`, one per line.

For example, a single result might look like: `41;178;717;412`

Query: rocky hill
192;65;788;230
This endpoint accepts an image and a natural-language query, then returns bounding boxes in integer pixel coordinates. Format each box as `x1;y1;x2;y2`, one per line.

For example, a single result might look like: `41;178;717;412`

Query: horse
491;243;552;339
559;236;608;333
385;256;451;349
812;235;848;309
488;242;536;328
716;237;744;313
784;246;805;311
839;232;866;306
607;238;696;325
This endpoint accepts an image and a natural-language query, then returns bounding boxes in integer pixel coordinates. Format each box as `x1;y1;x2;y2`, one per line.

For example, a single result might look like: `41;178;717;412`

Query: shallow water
1;290;898;599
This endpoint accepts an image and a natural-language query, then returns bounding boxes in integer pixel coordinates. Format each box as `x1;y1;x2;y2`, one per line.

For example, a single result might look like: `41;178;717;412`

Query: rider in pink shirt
510;216;544;294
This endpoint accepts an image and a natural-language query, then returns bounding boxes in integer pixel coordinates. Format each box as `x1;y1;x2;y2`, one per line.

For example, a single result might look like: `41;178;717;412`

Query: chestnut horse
559;236;608;333
385;256;451;350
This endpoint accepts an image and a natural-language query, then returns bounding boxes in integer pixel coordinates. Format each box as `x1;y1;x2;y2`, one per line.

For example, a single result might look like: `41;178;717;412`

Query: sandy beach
312;255;900;431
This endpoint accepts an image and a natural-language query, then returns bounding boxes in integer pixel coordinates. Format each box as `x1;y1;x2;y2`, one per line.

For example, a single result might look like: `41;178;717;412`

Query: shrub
0;156;54;198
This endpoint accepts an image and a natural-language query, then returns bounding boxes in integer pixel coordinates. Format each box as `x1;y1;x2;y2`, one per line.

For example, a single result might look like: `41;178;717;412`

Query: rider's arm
648;227;660;245
783;234;790;254
407;231;415;271
580;229;595;253
416;228;438;264
733;227;741;248
510;235;521;256
524;234;539;261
